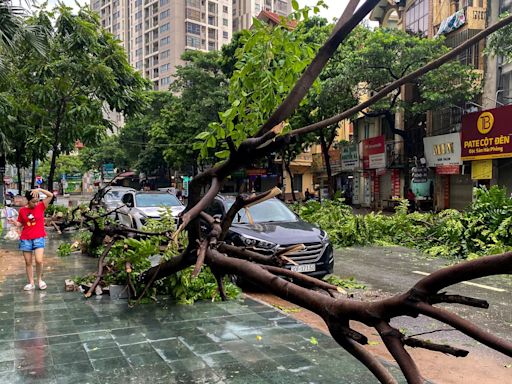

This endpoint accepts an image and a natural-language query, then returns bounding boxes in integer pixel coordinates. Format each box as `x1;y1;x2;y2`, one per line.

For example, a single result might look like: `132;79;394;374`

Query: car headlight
239;234;277;250
320;230;329;243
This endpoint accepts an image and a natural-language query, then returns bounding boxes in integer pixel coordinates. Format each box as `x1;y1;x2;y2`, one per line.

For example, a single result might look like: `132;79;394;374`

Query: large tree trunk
30;152;36;189
47;145;59;195
319;130;334;199
16;161;22;196
284;157;296;202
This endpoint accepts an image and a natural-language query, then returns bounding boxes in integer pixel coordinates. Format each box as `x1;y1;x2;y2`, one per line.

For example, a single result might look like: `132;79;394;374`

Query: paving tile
0;243;410;384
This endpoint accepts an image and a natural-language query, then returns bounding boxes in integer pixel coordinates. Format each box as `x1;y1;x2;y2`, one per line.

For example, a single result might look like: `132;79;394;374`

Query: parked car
98;186;136;212
204;195;334;278
117;191;185;229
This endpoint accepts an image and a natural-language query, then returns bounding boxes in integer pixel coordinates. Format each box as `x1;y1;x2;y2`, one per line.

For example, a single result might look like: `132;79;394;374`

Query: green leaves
195;13;317;160
485;12;512;63
292;186;512;260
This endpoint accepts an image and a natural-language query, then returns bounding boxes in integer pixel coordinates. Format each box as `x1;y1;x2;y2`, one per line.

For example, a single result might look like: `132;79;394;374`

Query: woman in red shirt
8;188;53;291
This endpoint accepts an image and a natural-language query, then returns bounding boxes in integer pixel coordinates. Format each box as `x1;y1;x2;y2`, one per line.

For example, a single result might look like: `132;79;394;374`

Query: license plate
291;264;316;273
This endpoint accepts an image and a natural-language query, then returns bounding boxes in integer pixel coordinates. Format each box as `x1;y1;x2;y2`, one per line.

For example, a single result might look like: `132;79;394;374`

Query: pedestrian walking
304;188;311;201
8;188;53;291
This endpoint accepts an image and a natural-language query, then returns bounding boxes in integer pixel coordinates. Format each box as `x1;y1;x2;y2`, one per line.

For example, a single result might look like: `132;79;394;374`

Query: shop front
461;104;512;203
423;132;464;210
358;135;386;208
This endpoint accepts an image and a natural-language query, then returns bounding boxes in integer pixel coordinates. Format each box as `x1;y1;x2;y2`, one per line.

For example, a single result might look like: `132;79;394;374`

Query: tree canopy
1;4;148;191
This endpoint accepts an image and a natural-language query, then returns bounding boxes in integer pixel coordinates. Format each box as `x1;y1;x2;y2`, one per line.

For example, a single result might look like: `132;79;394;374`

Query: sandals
23;281;47;291
23;283;35;291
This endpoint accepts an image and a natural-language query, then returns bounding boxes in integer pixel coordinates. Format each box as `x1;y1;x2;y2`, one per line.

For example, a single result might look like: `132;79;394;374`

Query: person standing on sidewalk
8;188;53;291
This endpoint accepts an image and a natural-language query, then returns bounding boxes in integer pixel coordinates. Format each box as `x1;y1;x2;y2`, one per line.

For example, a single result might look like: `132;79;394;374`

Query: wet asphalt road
333;246;512;361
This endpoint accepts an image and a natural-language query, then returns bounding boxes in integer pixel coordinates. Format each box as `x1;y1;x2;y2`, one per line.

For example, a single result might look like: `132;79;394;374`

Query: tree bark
284;154;296;202
30;152;36;189
319;130;334;199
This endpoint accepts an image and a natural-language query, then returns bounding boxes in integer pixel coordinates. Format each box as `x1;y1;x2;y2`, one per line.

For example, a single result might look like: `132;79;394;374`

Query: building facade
232;0;291;31
91;0;233;90
368;0;509;211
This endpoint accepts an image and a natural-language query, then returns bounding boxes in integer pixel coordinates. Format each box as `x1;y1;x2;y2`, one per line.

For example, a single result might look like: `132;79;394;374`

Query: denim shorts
19;237;46;252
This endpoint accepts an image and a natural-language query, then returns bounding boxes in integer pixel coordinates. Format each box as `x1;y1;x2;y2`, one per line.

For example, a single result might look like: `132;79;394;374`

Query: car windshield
227;198;297;224
135;193;181;207
105;191;128;202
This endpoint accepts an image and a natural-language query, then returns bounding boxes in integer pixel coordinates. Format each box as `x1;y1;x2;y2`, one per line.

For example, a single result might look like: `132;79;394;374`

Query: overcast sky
41;0;350;18
299;0;350;22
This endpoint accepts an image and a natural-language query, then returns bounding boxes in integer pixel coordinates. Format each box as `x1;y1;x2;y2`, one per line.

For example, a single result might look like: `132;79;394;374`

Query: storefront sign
391;169;400;197
341;144;359;171
362;135;386;169
471;159;493;180
246;168;267;176
461;105;512;160
352;174;360;205
375;168;387;176
423;133;462;166
436;165;460;174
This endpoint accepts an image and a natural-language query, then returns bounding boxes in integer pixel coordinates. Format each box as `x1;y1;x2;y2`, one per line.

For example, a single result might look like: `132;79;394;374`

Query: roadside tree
64;2;512;383
20;5;147;191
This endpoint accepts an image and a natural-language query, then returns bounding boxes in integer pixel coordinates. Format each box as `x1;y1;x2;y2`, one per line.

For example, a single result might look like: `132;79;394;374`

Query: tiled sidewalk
0;239;406;384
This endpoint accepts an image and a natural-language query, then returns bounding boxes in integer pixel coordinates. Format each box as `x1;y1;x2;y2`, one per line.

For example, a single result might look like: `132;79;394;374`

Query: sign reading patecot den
461;105;512;160
423;133;462;166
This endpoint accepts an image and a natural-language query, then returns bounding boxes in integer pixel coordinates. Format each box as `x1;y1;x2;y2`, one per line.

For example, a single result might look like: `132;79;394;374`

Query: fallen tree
71;2;512;383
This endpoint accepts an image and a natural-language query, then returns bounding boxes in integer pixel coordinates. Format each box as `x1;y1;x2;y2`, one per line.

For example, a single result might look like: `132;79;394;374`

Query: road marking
412;271;507;292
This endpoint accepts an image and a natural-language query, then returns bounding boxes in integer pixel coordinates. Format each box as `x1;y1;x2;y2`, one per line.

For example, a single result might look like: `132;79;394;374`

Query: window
135;48;142;56
160;0;169;5
208;15;217;25
186;35;201;48
161;77;171;85
113;11;120;19
255;3;260;12
186;8;201;20
208;28;216;39
208;41;216;51
160;9;170;19
186;22;201;35
186;0;200;7
222;18;228;26
161;49;170;58
160;64;170;72
135;10;142;19
223;31;228;39
135;23;142;32
136;60;143;69
208;2;217;13
405;0;428;36
223;5;228;13
135;0;142;6
160;23;170;32
135;36;142;44
160;36;170;45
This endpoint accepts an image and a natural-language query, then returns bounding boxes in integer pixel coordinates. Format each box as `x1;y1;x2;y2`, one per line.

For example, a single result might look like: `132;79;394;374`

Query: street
333;246;512;361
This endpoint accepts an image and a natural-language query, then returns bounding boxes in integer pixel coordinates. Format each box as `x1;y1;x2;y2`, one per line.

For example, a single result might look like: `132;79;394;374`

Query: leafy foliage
195;14;318;159
485;12;512;63
293;186;512;259
75;209;241;304
323;274;366;290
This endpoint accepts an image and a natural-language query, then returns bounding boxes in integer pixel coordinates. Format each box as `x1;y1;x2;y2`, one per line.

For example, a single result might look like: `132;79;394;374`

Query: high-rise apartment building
232;0;291;31
91;0;233;90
